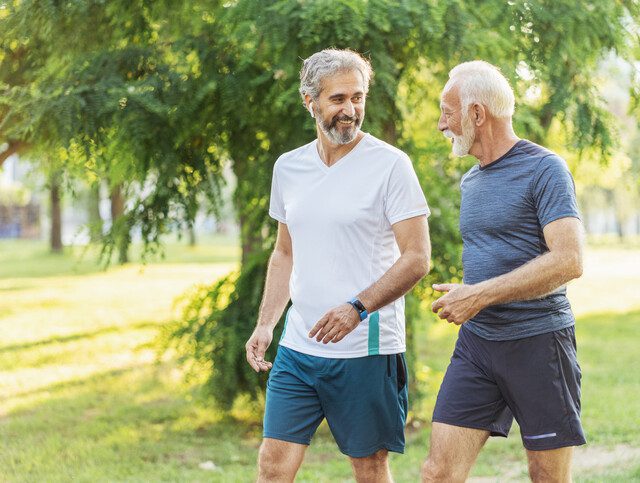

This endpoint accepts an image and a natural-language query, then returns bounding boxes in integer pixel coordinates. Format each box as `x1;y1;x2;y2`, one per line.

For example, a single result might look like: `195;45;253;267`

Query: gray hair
447;61;515;118
299;48;373;103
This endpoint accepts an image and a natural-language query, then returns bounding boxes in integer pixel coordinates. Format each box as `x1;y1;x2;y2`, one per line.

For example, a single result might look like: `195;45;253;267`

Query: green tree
2;0;638;410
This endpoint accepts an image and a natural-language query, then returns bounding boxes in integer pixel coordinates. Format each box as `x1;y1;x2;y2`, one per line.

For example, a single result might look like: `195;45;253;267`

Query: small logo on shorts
523;432;557;440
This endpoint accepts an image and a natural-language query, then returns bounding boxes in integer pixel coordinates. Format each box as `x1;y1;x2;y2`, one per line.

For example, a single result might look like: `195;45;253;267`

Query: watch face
352;299;366;312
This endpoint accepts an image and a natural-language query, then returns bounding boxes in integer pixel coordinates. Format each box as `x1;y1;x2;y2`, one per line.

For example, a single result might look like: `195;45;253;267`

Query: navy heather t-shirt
461;139;580;341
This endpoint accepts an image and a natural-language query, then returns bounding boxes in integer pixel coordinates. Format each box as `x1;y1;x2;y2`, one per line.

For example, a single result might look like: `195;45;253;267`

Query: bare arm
358;215;431;312
432;217;584;325
309;215;431;344
245;222;293;372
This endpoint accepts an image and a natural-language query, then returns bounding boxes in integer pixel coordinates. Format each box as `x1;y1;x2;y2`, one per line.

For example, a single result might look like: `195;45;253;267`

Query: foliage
2;0;640;407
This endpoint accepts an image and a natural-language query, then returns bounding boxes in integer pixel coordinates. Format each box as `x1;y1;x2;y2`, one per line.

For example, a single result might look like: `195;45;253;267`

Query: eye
352;95;363;102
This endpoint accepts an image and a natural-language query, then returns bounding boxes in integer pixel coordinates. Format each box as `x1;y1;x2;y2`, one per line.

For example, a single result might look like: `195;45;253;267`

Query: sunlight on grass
0;242;639;481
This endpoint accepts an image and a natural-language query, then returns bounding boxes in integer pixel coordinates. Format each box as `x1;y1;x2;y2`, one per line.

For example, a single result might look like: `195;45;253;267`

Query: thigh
258;438;307;482
433;326;513;437
495;326;586;451
319;352;408;458
263;347;324;445
526;446;573;482
428;422;490;472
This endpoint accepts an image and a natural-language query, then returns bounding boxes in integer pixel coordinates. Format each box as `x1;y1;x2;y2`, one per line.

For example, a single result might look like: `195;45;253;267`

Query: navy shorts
433;325;586;451
263;346;408;457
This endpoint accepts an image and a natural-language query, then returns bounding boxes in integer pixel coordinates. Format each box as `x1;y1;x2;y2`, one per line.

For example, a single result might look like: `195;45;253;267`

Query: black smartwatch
347;298;368;321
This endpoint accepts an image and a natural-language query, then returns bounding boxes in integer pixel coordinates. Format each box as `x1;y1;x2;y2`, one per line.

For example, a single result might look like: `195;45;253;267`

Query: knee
528;460;567;483
351;449;389;478
421;456;464;483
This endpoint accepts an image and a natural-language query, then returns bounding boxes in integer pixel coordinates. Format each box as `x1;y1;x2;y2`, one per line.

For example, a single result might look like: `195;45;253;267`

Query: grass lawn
0;240;639;482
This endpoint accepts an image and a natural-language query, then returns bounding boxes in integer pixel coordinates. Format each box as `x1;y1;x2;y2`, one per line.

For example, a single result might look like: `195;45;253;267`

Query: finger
254;342;268;359
331;329;349;343
322;326;341;344
432;298;444;313
432;283;456;293
316;321;335;342
246;348;260;372
438;310;450;320
309;315;329;338
331;331;346;343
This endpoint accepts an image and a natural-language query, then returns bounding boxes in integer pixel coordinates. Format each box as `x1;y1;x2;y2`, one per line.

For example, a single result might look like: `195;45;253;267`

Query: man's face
438;83;475;157
311;70;366;145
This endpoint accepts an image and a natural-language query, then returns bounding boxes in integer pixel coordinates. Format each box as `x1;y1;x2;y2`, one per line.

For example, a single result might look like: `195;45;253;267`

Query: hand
245;326;274;372
431;283;484;325
308;303;361;344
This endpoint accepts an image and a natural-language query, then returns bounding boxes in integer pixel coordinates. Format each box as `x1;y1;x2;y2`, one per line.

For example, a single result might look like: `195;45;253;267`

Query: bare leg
350;449;393;483
257;438;307;483
527;446;574;483
421;422;490;482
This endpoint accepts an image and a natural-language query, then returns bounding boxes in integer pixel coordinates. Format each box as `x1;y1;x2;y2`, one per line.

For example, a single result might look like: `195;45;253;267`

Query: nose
437;112;447;132
342;100;355;117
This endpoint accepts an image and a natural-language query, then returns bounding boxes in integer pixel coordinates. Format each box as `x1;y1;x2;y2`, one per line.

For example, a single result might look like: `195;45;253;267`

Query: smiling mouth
338;119;354;125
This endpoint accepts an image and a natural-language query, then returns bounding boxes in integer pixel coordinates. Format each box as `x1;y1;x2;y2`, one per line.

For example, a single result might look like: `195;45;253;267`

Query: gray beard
319;116;362;145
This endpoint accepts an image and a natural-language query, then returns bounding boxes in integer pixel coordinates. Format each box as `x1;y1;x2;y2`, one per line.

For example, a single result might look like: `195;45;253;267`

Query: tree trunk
88;183;103;242
110;184;129;264
383;118;398;145
239;211;262;265
188;224;197;247
50;175;63;253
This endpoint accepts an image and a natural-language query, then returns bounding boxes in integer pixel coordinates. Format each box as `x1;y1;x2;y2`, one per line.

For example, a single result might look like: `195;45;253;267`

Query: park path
468;443;640;481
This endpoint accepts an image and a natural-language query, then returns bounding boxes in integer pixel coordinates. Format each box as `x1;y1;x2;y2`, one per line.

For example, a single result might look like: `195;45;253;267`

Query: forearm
358;251;430;313
476;249;583;307
256;249;292;330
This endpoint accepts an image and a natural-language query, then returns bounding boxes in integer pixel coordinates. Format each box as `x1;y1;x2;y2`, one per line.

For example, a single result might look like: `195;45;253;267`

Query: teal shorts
263;345;408;458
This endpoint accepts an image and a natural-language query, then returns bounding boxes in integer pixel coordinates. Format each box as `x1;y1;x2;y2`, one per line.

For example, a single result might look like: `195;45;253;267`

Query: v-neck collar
313;133;369;173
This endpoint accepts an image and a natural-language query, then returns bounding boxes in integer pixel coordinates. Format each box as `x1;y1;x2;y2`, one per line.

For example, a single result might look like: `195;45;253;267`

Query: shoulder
461;165;480;185
273;140;315;171
517;140;568;170
360;133;411;165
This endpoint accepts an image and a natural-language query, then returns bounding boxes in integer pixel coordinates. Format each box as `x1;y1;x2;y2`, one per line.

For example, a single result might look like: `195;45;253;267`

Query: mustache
443;130;455;139
329;114;359;129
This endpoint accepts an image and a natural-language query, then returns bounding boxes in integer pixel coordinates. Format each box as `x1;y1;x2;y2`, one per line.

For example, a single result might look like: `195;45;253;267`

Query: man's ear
473;103;486;126
308;101;315;118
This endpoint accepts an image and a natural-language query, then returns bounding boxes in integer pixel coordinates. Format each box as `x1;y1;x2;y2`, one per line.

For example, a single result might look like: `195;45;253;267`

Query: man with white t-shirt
245;48;431;482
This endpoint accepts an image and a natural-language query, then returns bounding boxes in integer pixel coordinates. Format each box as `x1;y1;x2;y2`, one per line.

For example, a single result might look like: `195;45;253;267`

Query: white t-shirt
269;133;430;358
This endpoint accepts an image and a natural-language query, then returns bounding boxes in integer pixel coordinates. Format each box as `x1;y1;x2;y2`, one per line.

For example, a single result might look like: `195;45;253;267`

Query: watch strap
348;297;368;321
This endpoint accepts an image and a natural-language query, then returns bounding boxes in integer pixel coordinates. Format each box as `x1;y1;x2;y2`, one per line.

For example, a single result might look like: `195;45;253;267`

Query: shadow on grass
0;321;165;354
1;309;638;481
0;238;240;280
0;361;262;481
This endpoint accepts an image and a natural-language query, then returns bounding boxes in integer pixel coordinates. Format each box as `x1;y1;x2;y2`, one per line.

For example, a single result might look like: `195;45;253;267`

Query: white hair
299;48;373;103
446;61;515;118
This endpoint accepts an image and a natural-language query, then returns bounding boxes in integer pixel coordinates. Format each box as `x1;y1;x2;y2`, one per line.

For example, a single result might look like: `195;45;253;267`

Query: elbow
572;259;583;279
413;253;431;280
566;252;583;280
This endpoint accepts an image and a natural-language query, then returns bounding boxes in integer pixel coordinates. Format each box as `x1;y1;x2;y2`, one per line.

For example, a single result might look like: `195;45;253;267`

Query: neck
316;129;365;166
470;121;520;167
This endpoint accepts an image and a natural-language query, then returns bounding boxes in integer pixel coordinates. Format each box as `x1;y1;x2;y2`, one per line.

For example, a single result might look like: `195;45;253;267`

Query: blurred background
1;1;639;481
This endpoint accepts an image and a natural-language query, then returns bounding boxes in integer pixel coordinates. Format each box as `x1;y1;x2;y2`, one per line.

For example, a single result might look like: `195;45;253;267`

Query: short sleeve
384;154;430;225
268;162;286;223
531;155;580;228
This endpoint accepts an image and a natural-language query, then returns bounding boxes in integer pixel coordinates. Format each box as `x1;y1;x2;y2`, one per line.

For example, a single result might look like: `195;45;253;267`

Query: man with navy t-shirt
245;48;431;482
422;61;585;483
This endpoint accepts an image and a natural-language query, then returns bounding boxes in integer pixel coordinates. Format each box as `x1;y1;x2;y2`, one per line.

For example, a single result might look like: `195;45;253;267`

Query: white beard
445;112;475;157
